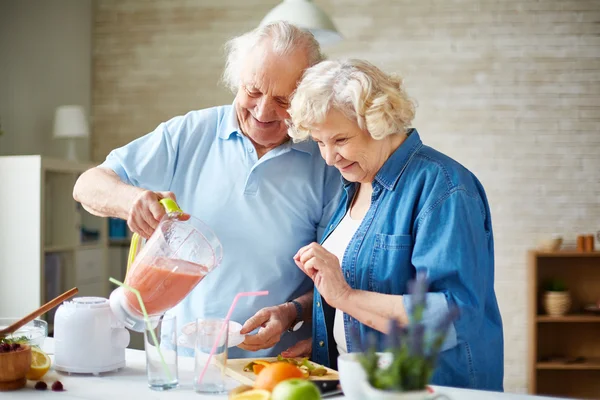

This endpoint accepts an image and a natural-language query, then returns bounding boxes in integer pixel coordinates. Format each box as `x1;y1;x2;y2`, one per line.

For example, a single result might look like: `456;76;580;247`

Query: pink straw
196;291;269;385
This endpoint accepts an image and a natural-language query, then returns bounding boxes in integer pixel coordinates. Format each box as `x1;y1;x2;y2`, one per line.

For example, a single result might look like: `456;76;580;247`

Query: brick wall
92;0;600;392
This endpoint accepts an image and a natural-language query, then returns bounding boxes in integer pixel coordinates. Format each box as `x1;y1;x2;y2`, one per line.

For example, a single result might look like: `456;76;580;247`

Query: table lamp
259;0;342;46
53;105;89;161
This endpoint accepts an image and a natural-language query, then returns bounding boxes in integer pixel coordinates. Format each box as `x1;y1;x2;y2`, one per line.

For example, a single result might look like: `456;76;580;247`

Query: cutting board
224;357;339;386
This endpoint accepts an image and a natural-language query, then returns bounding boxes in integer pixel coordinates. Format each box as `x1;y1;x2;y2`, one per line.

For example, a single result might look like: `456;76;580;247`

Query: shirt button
319;341;325;347
248;147;254;153
345;271;350;278
316;302;320;308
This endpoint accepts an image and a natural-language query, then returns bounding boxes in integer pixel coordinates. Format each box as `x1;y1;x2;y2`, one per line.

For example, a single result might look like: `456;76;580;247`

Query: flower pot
338;352;393;400
361;382;449;400
543;291;571;316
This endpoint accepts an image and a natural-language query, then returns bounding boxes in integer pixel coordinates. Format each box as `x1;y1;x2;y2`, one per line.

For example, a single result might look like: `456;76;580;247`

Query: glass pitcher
109;199;223;332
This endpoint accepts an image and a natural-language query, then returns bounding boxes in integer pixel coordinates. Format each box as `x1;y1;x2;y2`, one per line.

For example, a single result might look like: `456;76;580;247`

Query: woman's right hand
128;190;176;239
281;338;312;358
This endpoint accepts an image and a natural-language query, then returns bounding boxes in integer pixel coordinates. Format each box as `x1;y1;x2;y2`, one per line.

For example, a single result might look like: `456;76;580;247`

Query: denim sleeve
316;167;342;242
99;120;179;191
403;188;492;352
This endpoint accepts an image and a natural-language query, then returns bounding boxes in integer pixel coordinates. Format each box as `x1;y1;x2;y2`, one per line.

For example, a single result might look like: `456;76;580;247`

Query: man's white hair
222;21;325;93
288;59;416;142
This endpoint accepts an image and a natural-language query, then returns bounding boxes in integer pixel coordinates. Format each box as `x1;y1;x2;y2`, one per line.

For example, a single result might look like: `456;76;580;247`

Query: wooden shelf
537;314;600;323
537;360;600;370
109;238;131;246
44;241;105;252
528;250;600;398
532;250;600;258
79;242;106;250
44;244;76;252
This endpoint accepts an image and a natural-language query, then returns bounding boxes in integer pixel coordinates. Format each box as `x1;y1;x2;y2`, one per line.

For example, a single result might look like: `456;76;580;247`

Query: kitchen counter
4;339;566;399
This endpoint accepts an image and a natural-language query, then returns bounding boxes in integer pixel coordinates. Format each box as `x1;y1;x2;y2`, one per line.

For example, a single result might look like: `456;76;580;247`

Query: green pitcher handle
125;198;183;276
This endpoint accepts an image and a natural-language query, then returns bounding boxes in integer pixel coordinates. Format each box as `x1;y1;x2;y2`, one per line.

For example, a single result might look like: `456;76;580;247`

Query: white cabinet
0;156;110;333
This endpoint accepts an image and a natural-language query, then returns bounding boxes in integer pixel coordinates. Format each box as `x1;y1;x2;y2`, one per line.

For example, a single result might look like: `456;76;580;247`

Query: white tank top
321;210;363;355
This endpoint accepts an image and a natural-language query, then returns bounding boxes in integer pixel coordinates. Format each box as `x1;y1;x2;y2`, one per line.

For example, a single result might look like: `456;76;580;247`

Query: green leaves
0;335;29;345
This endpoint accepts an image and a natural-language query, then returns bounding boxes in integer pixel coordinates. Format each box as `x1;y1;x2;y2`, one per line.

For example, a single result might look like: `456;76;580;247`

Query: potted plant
355;273;458;399
543;279;571;317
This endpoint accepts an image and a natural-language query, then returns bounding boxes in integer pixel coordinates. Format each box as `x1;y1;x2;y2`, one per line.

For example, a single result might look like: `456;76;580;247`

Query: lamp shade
260;0;342;46
53;105;89;138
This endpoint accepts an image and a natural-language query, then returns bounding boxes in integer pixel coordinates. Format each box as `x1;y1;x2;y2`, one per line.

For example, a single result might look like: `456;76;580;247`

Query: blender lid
64;297;110;309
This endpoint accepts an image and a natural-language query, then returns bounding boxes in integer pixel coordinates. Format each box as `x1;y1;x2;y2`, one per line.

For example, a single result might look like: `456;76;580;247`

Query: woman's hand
281;338;312;358
128;190;177;239
294;243;352;309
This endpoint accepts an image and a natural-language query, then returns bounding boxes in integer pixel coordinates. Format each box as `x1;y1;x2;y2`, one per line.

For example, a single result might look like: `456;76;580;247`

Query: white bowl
178;320;244;349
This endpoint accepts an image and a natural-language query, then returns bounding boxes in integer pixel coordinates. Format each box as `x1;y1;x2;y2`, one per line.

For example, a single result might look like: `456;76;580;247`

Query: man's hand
281;338;312;358
128;190;177;239
238;303;296;352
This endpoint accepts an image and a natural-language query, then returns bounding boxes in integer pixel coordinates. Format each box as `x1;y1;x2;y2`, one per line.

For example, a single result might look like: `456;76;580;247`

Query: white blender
53;199;223;374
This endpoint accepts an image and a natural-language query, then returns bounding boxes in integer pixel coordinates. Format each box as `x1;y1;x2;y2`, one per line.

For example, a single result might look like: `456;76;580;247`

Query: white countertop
3;339;565;400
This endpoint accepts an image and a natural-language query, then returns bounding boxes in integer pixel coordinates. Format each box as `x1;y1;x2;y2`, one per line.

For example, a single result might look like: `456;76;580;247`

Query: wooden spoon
0;287;79;337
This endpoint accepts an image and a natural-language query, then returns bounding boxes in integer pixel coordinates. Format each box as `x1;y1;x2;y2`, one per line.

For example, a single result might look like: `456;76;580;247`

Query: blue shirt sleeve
99;120;180;191
403;188;492;352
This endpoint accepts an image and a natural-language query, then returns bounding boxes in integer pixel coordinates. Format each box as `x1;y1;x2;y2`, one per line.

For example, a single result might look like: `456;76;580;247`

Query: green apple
271;378;321;400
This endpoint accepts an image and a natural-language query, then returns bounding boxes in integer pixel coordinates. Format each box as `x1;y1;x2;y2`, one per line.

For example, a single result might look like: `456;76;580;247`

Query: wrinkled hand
128;190;177;239
238;304;295;352
294;243;352;309
281;338;312;358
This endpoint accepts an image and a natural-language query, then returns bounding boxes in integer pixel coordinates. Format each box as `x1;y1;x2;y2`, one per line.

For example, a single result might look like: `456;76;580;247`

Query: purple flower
408;323;425;357
385;318;403;350
408;271;428;320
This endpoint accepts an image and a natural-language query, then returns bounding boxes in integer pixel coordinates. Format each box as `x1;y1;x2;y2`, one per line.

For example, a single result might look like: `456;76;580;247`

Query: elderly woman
283;59;504;390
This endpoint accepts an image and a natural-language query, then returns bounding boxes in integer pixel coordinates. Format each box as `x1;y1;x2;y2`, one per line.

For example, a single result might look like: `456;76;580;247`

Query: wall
92;0;600;392
0;0;92;160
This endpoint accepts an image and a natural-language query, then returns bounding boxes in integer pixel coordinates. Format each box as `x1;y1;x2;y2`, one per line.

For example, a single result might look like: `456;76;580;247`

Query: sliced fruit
254;360;272;367
244;359;272;374
26;347;51;380
254;362;306;392
230;389;271;400
252;364;266;375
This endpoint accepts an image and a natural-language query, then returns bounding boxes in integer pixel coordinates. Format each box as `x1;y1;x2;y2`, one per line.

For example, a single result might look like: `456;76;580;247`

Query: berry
1;343;10;352
51;381;64;391
11;343;20;351
34;381;48;390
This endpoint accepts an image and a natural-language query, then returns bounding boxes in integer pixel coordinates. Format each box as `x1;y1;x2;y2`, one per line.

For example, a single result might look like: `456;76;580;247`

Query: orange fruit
253;362;306;392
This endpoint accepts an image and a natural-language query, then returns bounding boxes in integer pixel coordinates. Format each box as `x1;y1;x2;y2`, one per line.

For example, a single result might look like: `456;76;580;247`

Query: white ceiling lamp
260;0;342;46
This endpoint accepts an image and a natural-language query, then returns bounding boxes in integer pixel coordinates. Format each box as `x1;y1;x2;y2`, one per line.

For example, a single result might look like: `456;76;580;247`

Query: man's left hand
238;304;295;352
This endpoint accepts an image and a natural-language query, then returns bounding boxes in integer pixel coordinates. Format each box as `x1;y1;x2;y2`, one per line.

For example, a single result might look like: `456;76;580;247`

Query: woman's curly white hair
287;59;416;142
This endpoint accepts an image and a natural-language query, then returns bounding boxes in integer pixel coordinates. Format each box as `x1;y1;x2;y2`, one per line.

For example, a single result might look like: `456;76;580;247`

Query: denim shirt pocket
369;233;414;293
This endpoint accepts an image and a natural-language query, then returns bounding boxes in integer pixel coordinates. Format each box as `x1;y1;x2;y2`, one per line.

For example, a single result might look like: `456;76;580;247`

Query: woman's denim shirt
312;130;504;391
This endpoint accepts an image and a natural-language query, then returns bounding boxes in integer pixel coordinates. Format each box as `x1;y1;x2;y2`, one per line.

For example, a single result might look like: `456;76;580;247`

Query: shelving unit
0;155;110;335
528;250;600;399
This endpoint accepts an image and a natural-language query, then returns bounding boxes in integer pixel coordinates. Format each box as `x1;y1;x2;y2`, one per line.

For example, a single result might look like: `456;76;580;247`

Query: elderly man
73;21;341;358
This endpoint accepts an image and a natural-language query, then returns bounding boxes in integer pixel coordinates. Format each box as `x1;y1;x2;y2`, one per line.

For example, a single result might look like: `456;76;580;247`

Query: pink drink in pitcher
108;199;223;332
124;257;209;316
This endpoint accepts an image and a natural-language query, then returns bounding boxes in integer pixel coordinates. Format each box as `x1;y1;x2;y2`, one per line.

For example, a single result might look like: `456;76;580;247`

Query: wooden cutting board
224;357;339;386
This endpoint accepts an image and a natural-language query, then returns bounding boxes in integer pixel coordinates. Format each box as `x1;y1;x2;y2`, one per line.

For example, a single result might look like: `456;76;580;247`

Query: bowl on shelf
0;343;32;391
0;319;47;348
537;237;563;252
